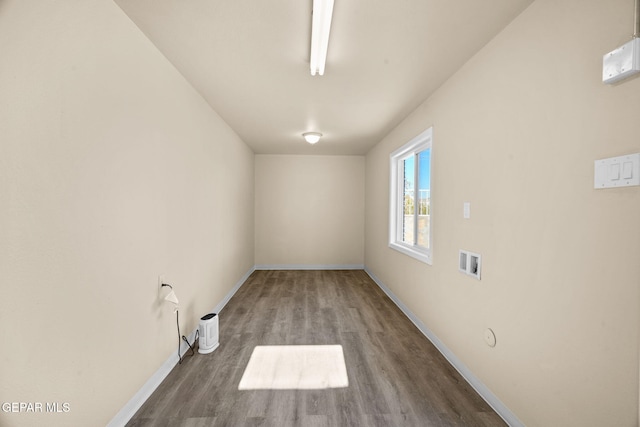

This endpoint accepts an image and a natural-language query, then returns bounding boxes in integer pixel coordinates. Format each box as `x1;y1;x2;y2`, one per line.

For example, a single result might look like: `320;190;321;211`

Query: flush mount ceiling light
303;132;322;144
310;0;334;76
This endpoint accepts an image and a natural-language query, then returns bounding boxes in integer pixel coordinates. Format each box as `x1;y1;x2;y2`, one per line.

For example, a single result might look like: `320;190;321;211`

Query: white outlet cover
603;38;640;84
158;274;166;297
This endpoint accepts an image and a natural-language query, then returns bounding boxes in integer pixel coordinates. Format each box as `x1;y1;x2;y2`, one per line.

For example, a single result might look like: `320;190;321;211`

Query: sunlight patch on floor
238;345;349;390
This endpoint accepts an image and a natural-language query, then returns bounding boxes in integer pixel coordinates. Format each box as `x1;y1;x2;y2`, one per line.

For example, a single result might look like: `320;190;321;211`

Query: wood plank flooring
127;270;506;427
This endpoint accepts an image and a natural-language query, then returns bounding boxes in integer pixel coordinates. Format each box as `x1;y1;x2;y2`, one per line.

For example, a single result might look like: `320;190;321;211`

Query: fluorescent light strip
310;0;334;76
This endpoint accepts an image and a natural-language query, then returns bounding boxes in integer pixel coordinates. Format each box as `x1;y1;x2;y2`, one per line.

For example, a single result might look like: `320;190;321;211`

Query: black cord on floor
175;309;198;364
175;309;183;364
182;331;198;358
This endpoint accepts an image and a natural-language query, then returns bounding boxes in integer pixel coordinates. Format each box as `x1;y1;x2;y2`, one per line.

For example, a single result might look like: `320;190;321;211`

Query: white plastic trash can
198;313;219;354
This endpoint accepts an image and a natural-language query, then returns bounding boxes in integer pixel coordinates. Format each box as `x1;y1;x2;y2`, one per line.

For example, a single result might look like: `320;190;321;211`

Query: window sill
389;242;432;265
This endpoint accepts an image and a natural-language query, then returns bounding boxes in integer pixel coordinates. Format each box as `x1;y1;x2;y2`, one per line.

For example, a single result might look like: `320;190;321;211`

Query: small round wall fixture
303;132;322;144
484;328;497;347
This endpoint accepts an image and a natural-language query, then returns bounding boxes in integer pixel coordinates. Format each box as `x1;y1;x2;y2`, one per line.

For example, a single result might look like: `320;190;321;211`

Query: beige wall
365;0;639;426
255;155;364;267
0;1;254;426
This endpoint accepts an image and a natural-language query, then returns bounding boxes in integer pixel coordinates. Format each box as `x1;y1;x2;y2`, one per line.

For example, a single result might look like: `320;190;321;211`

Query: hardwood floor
127;270;506;427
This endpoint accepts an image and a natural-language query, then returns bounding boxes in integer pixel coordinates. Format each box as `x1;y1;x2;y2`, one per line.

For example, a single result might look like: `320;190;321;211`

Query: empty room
1;0;639;426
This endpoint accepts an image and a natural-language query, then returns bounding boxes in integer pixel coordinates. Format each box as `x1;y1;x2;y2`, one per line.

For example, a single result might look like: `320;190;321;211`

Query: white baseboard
254;264;364;270
111;265;522;427
363;267;524;427
107;266;256;427
211;267;256;313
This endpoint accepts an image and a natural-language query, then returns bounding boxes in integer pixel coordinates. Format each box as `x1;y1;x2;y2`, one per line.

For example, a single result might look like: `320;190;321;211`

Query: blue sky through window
404;149;430;192
418;149;431;192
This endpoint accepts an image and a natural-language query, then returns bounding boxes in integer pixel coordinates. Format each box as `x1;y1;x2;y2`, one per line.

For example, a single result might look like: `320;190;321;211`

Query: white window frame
389;127;433;265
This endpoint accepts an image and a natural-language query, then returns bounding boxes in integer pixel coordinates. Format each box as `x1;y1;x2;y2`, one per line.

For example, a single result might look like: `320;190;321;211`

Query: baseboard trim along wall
363;267;524;427
111;265;522;426
107;266;256;427
254;264;365;270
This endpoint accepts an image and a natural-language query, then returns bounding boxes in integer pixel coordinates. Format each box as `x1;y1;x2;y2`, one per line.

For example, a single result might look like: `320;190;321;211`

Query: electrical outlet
603;38;640;84
463;202;470;219
158;274;165;298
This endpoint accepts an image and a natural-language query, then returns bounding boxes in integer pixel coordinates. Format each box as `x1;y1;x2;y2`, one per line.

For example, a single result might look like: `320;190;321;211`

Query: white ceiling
115;0;534;155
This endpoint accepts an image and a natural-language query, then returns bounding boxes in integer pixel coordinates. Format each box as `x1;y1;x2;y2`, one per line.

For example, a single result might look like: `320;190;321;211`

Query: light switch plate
594;153;640;189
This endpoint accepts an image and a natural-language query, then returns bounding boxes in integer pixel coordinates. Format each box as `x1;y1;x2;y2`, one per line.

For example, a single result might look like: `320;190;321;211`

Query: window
389;127;432;264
